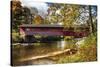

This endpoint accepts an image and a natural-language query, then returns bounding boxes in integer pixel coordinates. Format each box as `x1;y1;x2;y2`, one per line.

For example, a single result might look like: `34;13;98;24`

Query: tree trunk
89;5;94;33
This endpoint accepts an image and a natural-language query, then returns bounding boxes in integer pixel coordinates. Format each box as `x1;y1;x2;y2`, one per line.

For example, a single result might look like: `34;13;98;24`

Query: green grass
57;33;97;63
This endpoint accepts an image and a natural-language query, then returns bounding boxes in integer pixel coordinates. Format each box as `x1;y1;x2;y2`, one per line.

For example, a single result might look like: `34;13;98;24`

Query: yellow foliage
34;15;44;25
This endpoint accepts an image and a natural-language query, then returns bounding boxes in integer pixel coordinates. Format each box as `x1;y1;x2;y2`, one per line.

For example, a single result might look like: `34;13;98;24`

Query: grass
56;33;97;63
12;32;97;64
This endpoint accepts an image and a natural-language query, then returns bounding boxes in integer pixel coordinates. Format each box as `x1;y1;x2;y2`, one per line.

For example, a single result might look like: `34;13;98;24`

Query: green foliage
46;3;80;26
12;32;20;42
61;5;80;27
57;33;97;63
12;1;31;32
57;54;82;63
79;33;97;61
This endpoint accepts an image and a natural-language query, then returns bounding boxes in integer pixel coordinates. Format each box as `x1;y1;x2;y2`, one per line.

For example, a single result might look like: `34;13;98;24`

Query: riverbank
11;33;97;66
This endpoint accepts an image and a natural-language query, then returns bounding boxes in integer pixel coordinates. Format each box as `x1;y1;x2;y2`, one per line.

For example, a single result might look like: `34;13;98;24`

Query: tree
22;7;31;24
74;5;97;34
11;0;23;32
60;4;80;28
11;0;32;32
88;5;97;33
46;3;80;28
33;15;44;25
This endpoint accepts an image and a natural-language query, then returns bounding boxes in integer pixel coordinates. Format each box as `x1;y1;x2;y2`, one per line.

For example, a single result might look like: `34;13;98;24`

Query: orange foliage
34;15;44;25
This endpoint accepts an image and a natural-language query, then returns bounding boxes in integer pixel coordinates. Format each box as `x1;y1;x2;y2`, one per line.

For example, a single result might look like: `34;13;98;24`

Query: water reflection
12;39;79;66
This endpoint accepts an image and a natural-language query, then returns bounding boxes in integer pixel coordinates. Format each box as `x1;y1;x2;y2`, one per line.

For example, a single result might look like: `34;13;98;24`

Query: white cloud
20;0;49;17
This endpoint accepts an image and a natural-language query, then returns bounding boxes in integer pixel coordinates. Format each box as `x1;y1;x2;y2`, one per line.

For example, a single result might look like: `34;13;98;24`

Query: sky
20;0;49;17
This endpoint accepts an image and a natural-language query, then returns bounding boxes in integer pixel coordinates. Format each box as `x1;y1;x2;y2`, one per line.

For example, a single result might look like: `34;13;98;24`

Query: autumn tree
33;15;44;25
46;3;80;28
22;7;31;24
78;5;97;34
11;0;22;32
11;0;32;32
60;4;80;28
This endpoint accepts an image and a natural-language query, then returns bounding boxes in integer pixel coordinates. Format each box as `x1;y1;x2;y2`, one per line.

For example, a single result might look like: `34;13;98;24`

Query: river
12;38;83;66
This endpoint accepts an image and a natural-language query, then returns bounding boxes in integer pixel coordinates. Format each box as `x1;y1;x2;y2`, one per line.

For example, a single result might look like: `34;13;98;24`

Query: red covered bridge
19;24;89;39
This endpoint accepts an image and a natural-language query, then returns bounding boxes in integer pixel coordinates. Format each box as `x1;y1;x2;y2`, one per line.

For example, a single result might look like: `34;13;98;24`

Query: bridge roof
20;24;64;28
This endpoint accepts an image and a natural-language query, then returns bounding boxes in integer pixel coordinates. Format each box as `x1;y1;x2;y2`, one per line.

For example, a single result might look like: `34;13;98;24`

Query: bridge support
25;35;36;43
57;39;66;50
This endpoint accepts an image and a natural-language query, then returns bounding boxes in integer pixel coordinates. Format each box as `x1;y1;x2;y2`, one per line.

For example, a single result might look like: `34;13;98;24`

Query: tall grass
57;33;97;63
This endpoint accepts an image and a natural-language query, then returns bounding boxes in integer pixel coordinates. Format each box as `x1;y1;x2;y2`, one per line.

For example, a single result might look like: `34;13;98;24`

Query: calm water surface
12;39;81;66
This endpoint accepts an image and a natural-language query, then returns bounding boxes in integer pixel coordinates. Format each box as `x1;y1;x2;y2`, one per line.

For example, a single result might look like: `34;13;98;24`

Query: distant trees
33;15;44;25
29;7;38;24
22;7;31;24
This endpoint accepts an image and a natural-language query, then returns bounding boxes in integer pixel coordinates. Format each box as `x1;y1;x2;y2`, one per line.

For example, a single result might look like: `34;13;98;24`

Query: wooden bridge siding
25;31;63;36
20;27;64;36
19;27;89;38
